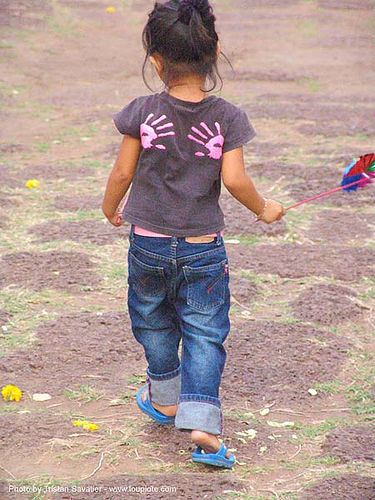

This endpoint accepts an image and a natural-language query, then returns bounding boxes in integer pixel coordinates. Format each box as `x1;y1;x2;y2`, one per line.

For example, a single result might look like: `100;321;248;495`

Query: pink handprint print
188;122;224;160
140;113;175;150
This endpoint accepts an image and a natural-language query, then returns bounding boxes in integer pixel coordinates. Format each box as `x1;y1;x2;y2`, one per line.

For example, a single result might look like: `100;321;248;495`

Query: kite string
254;178;363;223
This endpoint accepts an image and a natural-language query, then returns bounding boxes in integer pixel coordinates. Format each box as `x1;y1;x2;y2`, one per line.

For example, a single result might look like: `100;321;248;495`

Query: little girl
102;0;285;468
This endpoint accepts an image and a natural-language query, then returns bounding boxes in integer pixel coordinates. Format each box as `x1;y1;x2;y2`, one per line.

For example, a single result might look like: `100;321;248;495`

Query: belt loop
129;224;135;242
216;230;221;246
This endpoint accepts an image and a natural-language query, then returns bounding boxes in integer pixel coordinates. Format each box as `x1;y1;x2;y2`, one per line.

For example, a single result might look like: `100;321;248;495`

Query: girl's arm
221;147;285;223
102;135;141;226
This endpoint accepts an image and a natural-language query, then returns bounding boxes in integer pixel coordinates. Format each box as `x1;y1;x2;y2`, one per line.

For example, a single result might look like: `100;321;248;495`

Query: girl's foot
191;430;231;458
141;388;177;417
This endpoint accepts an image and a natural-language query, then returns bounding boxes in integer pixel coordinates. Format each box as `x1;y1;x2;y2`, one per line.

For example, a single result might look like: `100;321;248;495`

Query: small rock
32;393;52;402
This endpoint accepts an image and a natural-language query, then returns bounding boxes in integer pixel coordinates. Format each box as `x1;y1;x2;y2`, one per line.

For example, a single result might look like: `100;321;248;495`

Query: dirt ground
0;0;375;499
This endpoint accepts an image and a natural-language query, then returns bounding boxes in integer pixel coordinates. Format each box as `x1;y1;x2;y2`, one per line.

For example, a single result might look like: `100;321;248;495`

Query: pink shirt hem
133;226;222;237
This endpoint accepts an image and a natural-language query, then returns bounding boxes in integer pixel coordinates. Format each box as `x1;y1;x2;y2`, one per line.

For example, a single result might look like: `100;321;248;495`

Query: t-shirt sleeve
222;107;256;153
112;98;143;138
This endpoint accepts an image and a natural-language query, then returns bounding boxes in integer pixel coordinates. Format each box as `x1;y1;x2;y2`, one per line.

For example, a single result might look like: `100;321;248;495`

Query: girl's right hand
258;199;286;224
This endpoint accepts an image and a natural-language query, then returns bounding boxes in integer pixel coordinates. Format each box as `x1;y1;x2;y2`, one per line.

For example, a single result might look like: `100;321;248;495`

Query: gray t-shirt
113;91;256;237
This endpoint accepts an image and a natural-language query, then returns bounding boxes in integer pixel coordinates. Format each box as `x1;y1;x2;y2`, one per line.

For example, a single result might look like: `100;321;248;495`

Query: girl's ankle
141;389;177;416
151;401;177;417
191;430;230;458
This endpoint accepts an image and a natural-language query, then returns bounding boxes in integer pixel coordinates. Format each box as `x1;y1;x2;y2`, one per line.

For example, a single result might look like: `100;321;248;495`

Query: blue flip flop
192;443;236;469
136;385;175;425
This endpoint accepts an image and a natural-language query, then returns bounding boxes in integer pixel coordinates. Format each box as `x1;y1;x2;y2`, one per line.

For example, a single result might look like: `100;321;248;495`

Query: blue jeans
127;225;231;435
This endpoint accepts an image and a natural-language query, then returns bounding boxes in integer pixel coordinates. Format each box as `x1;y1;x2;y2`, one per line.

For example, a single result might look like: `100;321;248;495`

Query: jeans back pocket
183;259;228;311
128;252;166;297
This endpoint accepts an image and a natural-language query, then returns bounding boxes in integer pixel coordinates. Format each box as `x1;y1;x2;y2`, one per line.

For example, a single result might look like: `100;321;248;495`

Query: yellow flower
83;422;99;431
2;384;23;402
73;420;85;426
106;6;116;13
72;420;99;431
26;179;40;189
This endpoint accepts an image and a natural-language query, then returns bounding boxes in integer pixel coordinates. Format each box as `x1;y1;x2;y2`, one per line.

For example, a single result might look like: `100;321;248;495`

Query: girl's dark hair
142;0;225;91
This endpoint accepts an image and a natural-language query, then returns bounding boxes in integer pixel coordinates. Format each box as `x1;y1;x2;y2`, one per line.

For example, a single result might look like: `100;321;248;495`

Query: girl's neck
166;76;207;103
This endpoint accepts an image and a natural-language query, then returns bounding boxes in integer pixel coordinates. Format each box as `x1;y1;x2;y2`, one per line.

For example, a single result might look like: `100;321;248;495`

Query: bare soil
229;274;260;304
322;425;375;463
307;210;375;242
299;474;375;500
0;310;12;326
52;474;246;500
227;244;375;280
0;192;19;207
0;251;101;292
53;194;103;212
0;311;141;393
290;283;363;325
0;165;94;188
221;320;350;407
0;215;9;229
28;220;127;245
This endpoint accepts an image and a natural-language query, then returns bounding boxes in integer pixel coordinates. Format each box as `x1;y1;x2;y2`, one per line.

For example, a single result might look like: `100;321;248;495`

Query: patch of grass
66;409;85;419
60;126;80;137
277;315;301;325
235;234;262;246
64;384;103;403
120;392;135;401
306;455;341;467
107;454;120;466
127;374;146;384
242;465;269;475
216;492;255;499
65;159;107;169
0;288;60;354
299;21;318;39
57;123;100;141
295;418;345;438
71;447;99;459
346;349;375;416
0;40;14;49
44;1;79;37
35;142;50;153
299;77;322;93
279;492;299;500
119;438;142;447
237;269;279;284
0;83;25;98
148;441;162;449
223;408;257;422
0;404;20;413
346;384;375;417
63;209;102;221
359;277;375;300
312;380;345;394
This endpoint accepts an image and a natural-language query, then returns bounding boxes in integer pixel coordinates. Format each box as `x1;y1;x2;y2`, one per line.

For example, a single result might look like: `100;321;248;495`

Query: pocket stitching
183;260;227;311
129;251;164;276
129;252;166;296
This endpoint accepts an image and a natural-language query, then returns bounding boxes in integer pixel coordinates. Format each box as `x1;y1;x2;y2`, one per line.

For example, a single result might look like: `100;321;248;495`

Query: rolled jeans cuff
147;366;181;406
175;397;222;435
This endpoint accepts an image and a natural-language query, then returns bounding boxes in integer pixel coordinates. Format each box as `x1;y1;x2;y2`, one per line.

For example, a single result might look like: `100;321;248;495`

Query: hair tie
178;0;210;25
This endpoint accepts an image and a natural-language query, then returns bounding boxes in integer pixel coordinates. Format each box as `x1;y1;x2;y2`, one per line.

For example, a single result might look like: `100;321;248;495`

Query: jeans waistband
129;225;223;246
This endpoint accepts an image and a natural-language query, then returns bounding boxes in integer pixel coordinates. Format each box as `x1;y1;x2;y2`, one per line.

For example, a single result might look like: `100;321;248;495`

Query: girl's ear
216;42;221;58
149;54;163;76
